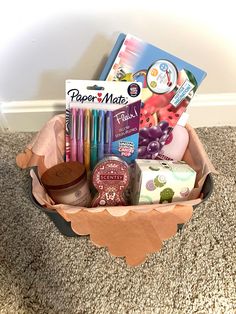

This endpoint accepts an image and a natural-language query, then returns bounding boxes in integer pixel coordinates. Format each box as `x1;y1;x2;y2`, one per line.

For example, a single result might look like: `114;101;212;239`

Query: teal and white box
132;159;196;205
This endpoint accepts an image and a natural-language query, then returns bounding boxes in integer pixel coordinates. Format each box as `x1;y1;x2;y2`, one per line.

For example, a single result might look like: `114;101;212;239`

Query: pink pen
65;133;71;162
65;108;71;162
70;107;77;161
77;108;84;164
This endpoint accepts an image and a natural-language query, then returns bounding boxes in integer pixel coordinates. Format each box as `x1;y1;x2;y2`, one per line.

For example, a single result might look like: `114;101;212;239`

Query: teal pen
90;109;98;169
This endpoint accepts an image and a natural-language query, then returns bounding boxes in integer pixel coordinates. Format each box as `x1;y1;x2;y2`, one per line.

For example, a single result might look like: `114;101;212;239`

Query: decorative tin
91;156;130;207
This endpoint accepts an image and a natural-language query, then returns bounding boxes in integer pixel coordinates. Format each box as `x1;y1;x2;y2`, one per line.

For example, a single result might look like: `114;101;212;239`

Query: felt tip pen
65;108;71;162
90;109;98;170
77;108;84;164
65;134;70;162
84;109;91;172
105;111;113;155
98;110;105;161
70;107;77;161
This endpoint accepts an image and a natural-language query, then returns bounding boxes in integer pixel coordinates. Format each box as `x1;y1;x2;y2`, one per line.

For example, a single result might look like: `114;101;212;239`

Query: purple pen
98;110;105;161
105;111;113;155
77;108;84;164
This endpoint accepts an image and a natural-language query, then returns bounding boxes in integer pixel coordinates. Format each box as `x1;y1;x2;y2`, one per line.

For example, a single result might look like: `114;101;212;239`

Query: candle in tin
91;156;130;207
41;161;91;207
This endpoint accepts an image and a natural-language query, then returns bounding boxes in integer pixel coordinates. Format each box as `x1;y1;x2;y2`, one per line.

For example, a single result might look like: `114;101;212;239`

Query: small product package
100;33;207;159
65;80;142;166
91;156;130;207
132;159;196;205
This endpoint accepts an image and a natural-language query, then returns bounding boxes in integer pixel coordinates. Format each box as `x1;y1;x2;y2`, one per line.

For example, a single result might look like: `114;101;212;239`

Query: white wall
0;0;235;102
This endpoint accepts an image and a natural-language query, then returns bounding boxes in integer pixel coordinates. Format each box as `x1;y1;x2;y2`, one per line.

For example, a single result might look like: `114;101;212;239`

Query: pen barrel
98;110;105;162
90;145;98;169
84;109;91;172
98;145;104;161
84;142;90;173
77;142;84;164
105;111;112;155
91;109;98;169
77;109;84;164
70;139;77;161
104;142;112;155
104;128;112;154
65;134;71;162
70;107;77;161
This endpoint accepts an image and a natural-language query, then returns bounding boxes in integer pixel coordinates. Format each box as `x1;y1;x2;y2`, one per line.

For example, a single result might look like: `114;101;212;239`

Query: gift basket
16;33;217;266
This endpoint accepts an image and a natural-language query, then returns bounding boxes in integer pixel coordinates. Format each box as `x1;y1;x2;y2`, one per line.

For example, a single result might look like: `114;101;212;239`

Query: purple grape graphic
159;121;169;131
146;180;156;191
147;141;160;153
160;134;169;145
162;128;169;136
138;146;147;157
138;121;170;159
139;127;150;139
148;125;162;139
139;138;150;146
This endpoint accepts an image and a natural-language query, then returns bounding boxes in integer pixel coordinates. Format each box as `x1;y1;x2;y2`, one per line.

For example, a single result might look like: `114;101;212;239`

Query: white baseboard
188;93;236;128
0;100;65;132
0;93;236;132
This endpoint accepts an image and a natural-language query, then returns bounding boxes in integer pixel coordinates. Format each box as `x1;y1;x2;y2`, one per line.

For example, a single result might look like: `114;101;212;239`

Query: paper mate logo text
67;89;129;105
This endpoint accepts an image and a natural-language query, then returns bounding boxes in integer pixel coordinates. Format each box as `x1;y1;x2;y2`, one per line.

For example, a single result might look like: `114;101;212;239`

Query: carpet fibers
0;127;235;314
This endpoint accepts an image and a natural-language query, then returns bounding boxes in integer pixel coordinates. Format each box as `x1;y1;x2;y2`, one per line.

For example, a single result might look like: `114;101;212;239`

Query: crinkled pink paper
16;114;218;266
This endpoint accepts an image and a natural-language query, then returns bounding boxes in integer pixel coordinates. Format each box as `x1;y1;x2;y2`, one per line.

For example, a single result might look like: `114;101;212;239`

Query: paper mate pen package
65;80;142;165
100;33;207;159
111;99;141;164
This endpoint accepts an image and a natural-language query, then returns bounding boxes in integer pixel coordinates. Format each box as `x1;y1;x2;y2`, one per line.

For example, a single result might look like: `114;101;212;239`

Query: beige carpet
0;127;235;314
